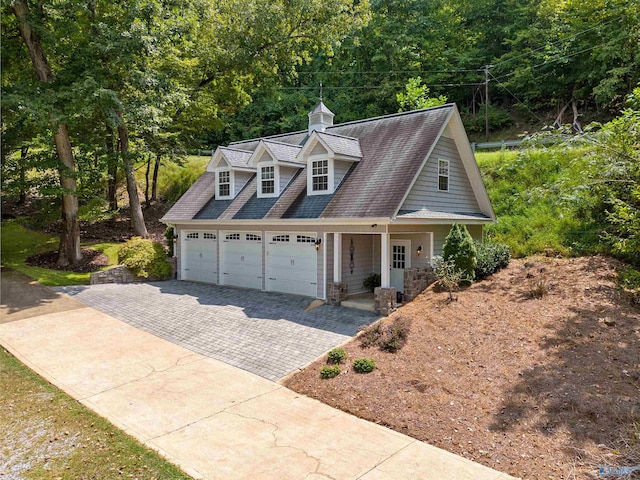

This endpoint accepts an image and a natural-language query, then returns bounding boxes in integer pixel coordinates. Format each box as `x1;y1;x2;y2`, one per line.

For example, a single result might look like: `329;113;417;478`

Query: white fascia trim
391;217;494;225
392;108;454;217
447;107;497;221
161;217;392;226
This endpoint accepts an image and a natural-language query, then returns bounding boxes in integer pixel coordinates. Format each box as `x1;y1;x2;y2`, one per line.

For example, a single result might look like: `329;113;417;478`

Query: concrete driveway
56;281;379;381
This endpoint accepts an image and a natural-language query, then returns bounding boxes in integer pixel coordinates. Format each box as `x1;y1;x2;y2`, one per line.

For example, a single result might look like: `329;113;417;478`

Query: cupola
308;99;334;133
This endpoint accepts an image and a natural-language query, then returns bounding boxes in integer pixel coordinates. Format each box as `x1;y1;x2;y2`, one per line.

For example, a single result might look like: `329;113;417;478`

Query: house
161;102;495;314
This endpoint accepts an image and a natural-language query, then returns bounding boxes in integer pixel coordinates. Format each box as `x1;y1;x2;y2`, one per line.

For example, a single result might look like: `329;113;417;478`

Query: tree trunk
571;100;583;133
54;123;82;266
116;113;148;237
553;103;569;128
105;126;118;211
19;145;28;204
12;0;82;266
144;155;151;206
151;152;161;201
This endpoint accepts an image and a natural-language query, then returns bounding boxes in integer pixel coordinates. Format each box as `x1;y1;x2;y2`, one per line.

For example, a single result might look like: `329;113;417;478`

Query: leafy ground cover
285;256;640;480
0;347;192;479
1;221;119;286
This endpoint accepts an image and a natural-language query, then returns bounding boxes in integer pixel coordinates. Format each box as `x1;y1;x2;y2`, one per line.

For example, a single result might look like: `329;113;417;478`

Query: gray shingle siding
401;136;481;214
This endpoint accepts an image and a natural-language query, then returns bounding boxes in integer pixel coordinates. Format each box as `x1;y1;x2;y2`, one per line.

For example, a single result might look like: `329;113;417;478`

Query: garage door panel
221;232;263;290
182;232;218;283
266;232;317;297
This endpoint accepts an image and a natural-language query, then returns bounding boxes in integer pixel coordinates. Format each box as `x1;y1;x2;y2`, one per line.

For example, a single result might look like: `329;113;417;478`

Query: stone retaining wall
327;282;348;306
90;258;177;285
403;266;437;302
374;287;397;316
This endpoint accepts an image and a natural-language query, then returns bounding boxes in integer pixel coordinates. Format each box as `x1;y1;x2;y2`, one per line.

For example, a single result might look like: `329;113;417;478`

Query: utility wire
488;71;545;124
492;15;624;70
278;82;483;90
294;68;479;75
492;32;636;82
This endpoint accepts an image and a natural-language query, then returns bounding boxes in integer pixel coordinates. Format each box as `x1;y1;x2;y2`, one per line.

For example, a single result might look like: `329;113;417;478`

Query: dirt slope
284;256;640;480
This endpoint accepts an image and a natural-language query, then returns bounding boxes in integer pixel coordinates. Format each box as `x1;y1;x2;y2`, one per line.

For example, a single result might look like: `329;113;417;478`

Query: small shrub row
118;237;171;279
359;317;411;353
327;347;347;364
474;240;511;280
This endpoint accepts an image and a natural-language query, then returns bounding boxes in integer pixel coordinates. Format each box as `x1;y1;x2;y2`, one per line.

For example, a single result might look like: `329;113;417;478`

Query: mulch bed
284;256;640;480
26;248;109;273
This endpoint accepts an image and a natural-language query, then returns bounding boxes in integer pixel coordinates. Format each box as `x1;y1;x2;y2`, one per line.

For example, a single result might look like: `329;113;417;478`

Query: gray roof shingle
220;146;253;167
164;105;475;223
162;172;216;221
263;140;304;164
315;132;362;158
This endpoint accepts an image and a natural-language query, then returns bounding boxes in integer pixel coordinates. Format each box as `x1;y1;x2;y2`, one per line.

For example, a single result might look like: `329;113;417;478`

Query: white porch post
380;232;390;288
333;233;342;282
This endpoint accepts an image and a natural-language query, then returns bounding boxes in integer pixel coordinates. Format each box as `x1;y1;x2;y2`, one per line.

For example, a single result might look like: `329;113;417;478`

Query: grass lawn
0;347;193;479
1;221;119;286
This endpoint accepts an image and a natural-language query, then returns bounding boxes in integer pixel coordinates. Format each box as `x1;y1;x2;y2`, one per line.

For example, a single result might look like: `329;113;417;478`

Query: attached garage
266;232;318;297
220;232;263;290
181;231;218;283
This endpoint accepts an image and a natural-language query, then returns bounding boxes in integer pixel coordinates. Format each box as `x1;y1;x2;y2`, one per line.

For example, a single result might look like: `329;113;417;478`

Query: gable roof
262;140;304;164
162;104;495;224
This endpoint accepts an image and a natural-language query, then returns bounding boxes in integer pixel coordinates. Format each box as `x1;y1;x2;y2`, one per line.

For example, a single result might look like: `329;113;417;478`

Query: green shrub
352;358;376;373
118;237;171;279
327;347;347;364
474;240;511;280
164;226;175;257
320;365;341;379
363;273;381;293
619;266;640;290
443;223;477;282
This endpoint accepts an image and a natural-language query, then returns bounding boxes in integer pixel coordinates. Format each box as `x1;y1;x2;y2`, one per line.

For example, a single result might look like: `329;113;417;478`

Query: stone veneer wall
327;282;348;306
90;258;177;285
403;266;437;302
374;287;397;316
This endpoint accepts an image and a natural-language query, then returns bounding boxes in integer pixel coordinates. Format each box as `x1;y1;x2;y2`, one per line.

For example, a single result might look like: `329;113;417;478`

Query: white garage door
182;231;218;283
266;233;318;297
221;232;263;290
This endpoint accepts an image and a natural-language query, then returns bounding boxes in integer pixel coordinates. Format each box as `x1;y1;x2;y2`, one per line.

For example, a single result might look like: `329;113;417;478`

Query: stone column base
327;282;348;306
403;266;437;302
374;287;397;316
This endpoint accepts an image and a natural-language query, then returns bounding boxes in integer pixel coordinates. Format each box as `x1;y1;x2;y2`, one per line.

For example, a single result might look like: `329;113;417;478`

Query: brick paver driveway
56;281;378;381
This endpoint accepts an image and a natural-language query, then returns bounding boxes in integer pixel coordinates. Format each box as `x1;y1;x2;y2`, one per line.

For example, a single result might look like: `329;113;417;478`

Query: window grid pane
312;159;329;191
438;160;449;191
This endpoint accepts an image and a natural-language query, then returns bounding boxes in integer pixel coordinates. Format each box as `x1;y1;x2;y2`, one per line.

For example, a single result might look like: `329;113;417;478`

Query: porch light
416;245;423;256
315;238;322;251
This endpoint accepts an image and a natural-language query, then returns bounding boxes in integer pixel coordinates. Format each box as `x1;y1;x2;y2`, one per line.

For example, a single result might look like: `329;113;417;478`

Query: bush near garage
118;237;171;280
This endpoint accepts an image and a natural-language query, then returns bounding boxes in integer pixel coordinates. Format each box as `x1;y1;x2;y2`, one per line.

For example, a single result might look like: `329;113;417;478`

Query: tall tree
9;0;82;266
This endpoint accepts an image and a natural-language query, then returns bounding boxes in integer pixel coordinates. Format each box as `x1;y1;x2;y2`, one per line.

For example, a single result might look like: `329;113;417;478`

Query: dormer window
261;165;275;195
218;170;231;198
311;159;329;192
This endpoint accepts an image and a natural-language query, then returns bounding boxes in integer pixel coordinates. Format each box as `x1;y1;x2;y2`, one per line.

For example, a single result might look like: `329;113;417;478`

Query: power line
292;68;479;75
492;32;636;82
488;71;545;124
492;15;624;70
278;82;483;90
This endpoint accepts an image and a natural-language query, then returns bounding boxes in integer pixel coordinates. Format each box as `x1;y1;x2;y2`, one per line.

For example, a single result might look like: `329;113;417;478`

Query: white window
246;234;262;241
438;159;449;192
203;233;216;240
261;166;275;195
392;244;406;269
186;232;199;239
296;235;315;243
311;159;328;192
225;233;240;240
218;170;231;197
272;235;290;242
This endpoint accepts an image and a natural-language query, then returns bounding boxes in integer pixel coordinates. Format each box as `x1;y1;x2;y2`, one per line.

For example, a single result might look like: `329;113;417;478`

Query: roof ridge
262;139;303;148
328;103;454;130
220;145;254;154
315;131;360;141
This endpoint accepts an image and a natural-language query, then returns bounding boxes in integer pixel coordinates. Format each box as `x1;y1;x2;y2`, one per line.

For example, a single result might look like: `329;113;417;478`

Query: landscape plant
320;365;341;379
474;240;511;280
352;358;376;373
442;223;477;282
327;347;347;364
117;237;171;280
433;256;467;301
363;273;381;293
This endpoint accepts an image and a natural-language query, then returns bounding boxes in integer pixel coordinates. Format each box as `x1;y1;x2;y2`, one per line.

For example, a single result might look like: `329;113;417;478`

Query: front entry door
390;240;411;292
